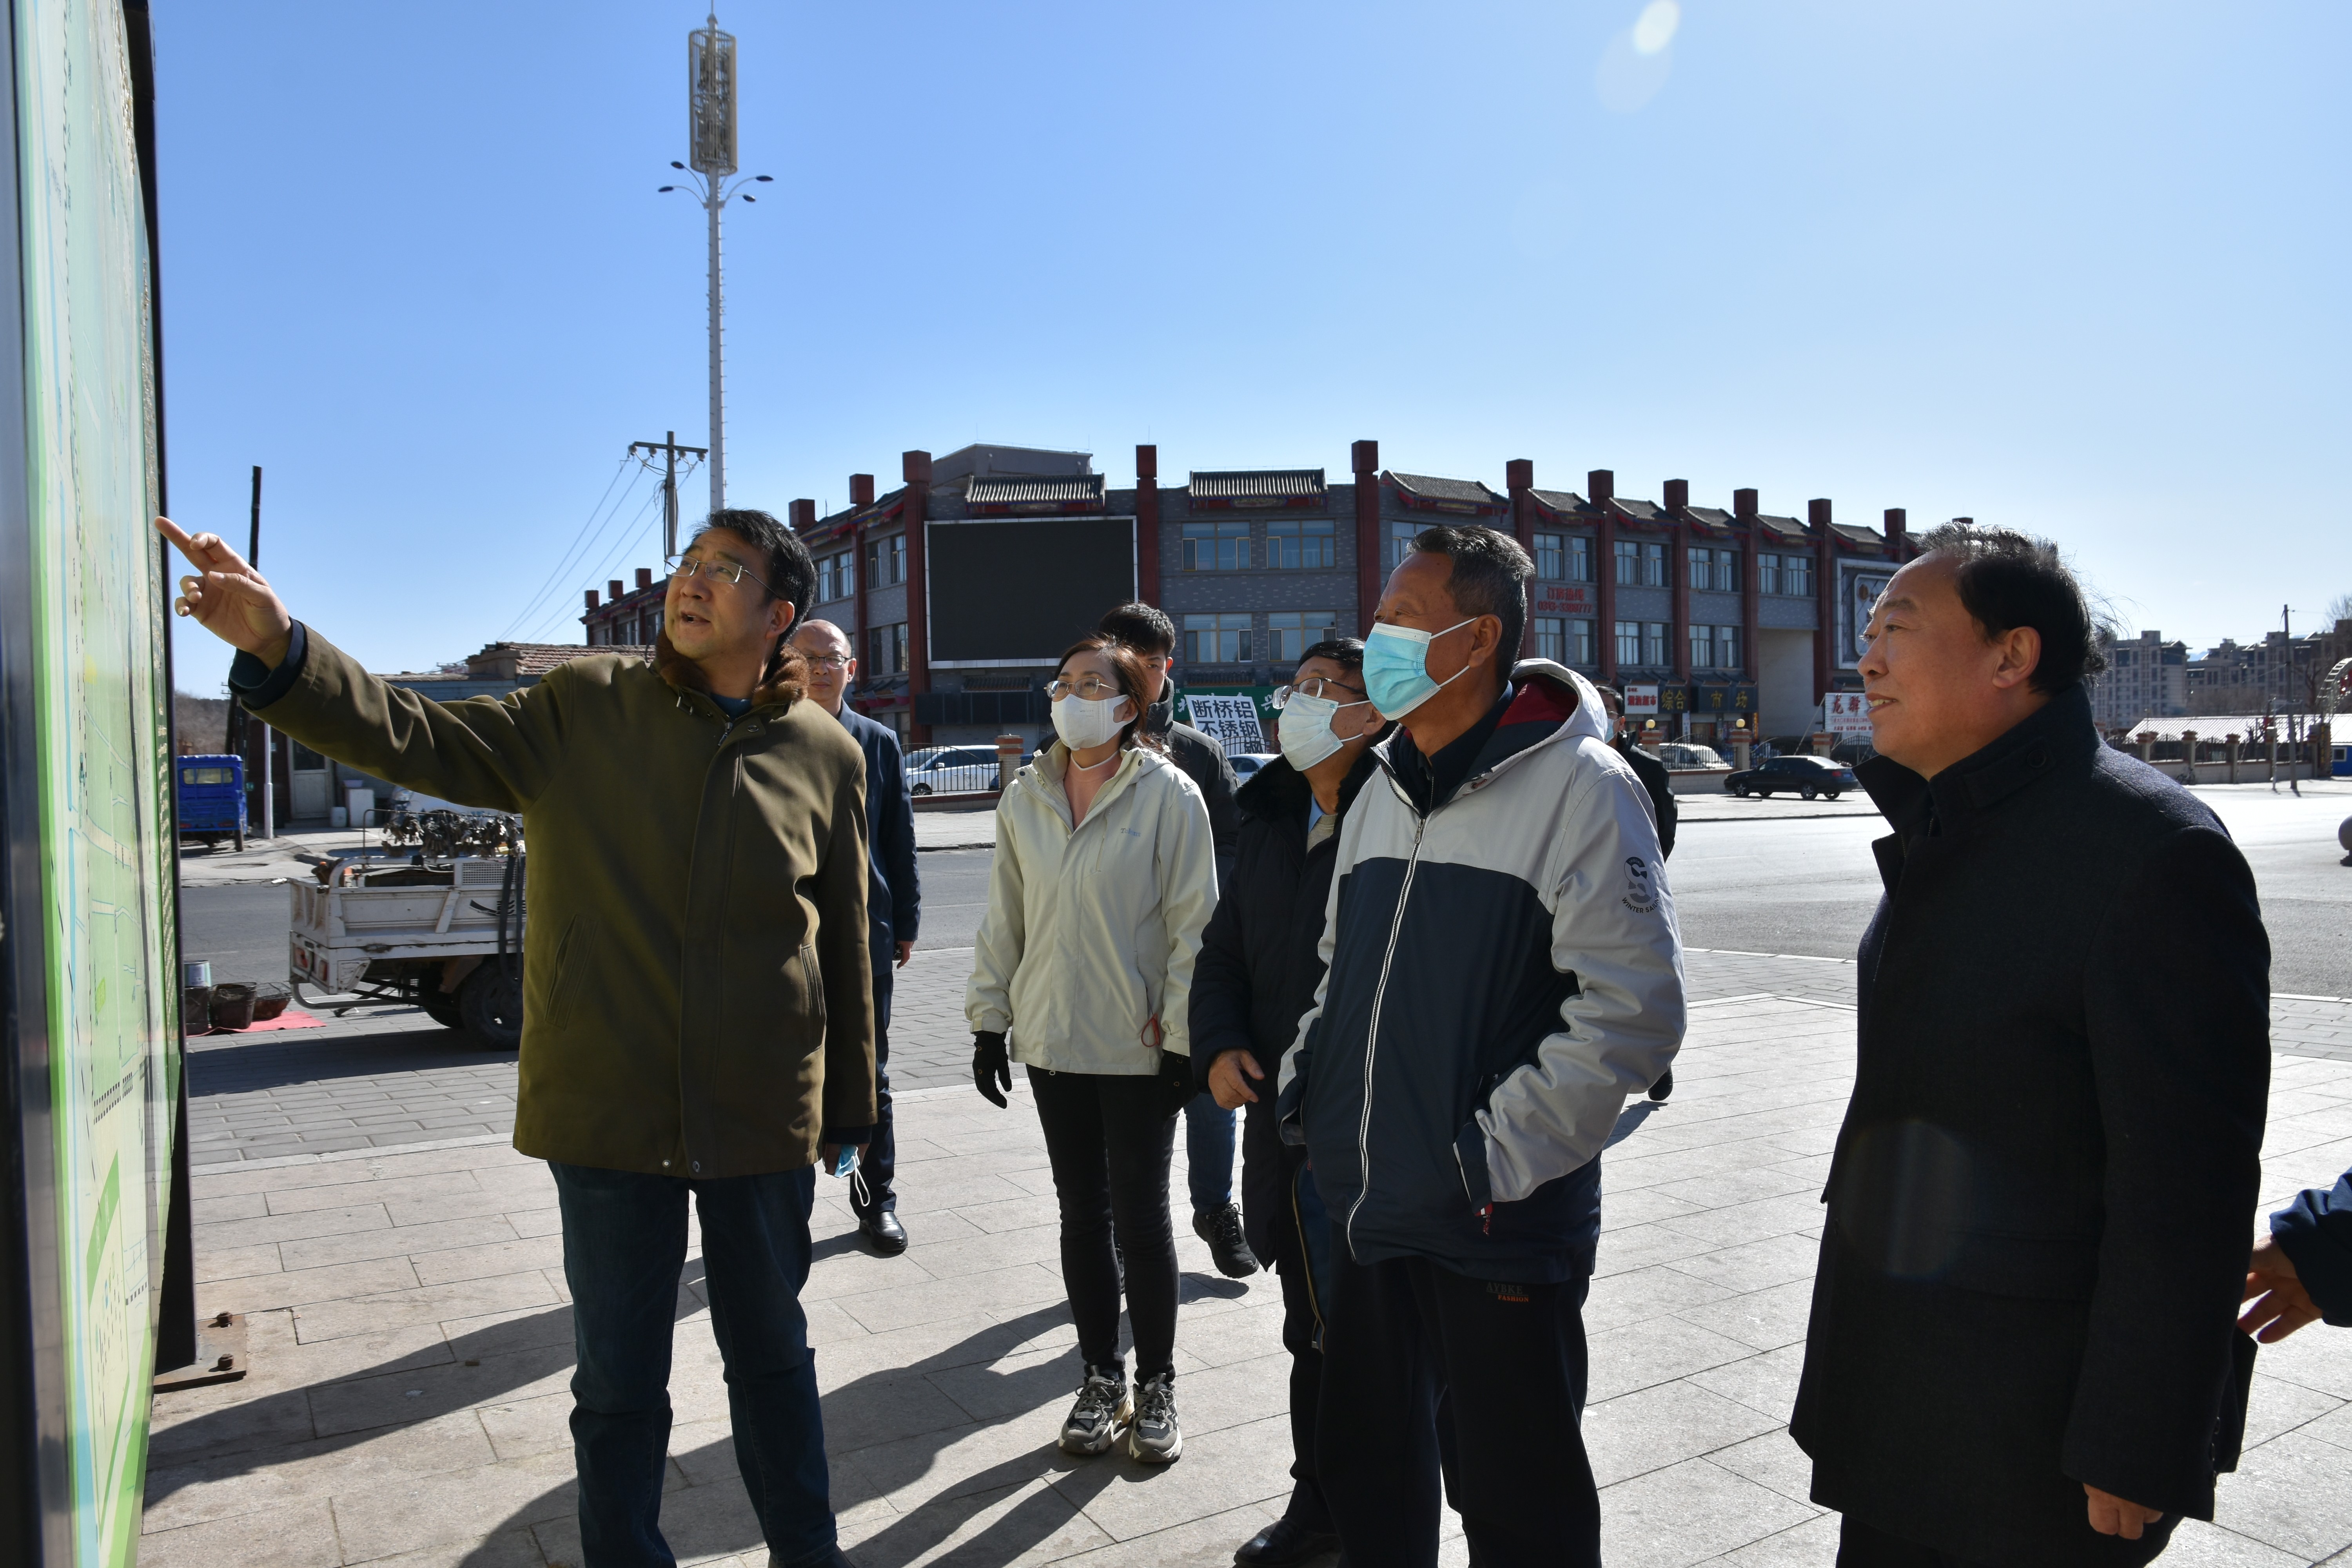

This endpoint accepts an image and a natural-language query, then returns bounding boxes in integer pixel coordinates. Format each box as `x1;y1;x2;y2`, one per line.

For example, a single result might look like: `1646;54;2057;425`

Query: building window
1717;625;1739;670
1643;622;1669;664
866;534;905;587
1760;552;1811;597
817;550;857;603
1689;623;1715;670
1535;533;1564;581
1537;533;1595;583
1183;613;1252;665
1614;621;1640;667
1615;539;1668;587
1385;521;1421;571
1267;517;1337;570
1687;547;1739;593
1182;521;1251;572
867;621;908;675
1266;610;1337;665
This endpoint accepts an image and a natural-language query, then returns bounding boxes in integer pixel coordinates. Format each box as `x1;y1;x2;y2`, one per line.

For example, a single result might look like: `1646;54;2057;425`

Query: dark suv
1723;754;1860;800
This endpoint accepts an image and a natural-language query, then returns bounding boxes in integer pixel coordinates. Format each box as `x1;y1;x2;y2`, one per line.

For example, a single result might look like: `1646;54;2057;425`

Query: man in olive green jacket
160;508;872;1568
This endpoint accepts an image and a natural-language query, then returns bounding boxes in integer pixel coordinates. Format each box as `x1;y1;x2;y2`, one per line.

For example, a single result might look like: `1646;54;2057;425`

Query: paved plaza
148;936;2352;1568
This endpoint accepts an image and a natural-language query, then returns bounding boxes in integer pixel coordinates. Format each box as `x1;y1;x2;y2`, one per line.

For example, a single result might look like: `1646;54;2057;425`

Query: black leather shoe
1235;1517;1341;1566
1648;1066;1675;1102
858;1209;908;1255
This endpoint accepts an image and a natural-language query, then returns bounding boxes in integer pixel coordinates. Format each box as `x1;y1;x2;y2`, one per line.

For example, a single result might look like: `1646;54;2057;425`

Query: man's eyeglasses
1270;677;1367;708
802;653;851;671
669;555;774;595
1046;675;1123;701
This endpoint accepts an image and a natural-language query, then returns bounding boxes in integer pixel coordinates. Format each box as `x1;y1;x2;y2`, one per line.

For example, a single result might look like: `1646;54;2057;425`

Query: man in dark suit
1792;524;2270;1566
793;618;921;1254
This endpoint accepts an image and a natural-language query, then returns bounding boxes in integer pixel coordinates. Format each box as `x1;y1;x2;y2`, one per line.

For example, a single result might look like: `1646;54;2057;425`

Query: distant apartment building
2090;630;2187;731
2187;619;2352;719
580;440;1935;750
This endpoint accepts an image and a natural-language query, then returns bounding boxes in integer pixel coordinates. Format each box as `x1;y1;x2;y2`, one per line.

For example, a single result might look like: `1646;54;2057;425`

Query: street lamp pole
659;15;771;521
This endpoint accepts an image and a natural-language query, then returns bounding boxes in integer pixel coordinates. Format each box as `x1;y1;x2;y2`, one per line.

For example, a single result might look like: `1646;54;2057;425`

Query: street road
181;782;2352;1005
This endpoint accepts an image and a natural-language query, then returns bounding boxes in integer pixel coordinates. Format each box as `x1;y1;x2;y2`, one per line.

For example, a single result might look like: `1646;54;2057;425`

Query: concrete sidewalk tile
292;1270;562;1343
196;1202;390;1250
279;1215;520;1274
1584;1265;1739;1336
2209;1429;2352;1560
410;1235;567;1288
1659;1231;1822;1295
441;1301;577;1360
815;1308;1064;1390
922;1345;1087;1428
148;1383;323;1468
476;1389;575;1463
143;1408;497;1532
1652;1191;1828;1250
1174;1299;1288;1371
204;1254;422;1316
307;1341;573;1439
800;1247;941;1304
349;1528;550;1568
838;1474;1117;1568
324;1448;581;1561
904;1218;1066;1279
1583;1379;1783;1487
1050;1500;1284;1568
196;1242;285;1284
1054;1412;1292;1541
834;1263;1067;1336
1704;1425;1817;1506
1592;1222;1726;1278
192;1192;270;1223
1597;1457;1818;1567
2150;1521;2312;1567
136;1498;341;1568
947;1191;1067;1236
1685;1342;1810;1420
1672;1279;1817;1353
508;1205;563;1239
2239;1372;2346;1450
1700;1510;1842;1565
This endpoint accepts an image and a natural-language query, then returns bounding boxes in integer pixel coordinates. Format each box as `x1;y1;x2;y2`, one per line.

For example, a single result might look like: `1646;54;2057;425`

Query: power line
498;456;645;640
517;485;665;644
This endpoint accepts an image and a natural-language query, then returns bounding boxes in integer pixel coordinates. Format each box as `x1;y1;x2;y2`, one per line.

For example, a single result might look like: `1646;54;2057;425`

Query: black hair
1410;525;1531;666
1097;601;1176;657
1594;684;1626;717
1913;523;2107;694
1059;634;1165;754
674;508;816;702
1296;637;1366;679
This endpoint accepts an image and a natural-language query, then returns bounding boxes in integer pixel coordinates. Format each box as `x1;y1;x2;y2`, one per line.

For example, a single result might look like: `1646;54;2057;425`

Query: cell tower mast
661;14;769;521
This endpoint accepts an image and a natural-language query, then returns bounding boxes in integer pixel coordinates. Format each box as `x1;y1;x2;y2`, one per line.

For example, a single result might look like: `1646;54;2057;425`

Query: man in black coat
1598;684;1678;1100
1099;602;1255;1279
793;619;921;1254
1190;637;1387;1568
1791;525;2270;1566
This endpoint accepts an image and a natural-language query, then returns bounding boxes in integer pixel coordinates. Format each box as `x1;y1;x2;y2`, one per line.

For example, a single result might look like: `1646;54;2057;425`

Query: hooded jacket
1278;660;1686;1283
966;740;1218;1074
230;623;875;1179
1189;749;1381;1262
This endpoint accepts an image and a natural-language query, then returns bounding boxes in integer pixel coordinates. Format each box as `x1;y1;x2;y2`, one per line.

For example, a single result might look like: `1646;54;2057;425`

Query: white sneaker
1128;1372;1181;1463
1060;1365;1130;1456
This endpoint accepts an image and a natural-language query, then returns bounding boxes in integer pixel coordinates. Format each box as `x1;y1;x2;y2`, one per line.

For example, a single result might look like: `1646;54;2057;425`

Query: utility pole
659;14;769;519
630;431;708;560
252;465;273;842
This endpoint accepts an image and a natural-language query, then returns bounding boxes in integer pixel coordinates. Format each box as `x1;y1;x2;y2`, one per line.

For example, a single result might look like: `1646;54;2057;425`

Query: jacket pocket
799;943;825;1029
538;915;584;1031
1454;1121;1494;1219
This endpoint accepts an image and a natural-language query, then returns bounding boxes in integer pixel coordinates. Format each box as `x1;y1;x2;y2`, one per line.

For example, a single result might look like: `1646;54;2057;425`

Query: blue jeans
551;1161;838;1568
1184;1088;1236;1214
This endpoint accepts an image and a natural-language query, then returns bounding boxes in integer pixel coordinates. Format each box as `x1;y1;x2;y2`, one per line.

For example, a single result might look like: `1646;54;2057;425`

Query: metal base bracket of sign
152;1312;249;1393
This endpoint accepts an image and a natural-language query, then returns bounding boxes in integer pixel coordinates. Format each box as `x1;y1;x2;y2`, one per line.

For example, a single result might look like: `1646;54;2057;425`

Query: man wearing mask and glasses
157;509;873;1568
1190;638;1387;1568
1276;525;1684;1568
790;616;921;1256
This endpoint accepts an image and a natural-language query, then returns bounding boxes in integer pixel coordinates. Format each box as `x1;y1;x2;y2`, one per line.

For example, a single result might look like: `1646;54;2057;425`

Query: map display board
2;1;177;1562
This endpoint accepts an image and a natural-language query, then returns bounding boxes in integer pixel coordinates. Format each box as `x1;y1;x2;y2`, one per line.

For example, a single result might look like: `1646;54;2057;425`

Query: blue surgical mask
1362;618;1476;719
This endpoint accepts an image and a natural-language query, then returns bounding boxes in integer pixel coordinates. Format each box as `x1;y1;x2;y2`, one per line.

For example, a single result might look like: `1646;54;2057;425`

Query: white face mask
1276;691;1372;772
1052;692;1131;752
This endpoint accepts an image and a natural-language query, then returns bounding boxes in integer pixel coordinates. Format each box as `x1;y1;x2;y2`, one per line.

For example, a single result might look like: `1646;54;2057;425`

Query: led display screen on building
925;517;1138;667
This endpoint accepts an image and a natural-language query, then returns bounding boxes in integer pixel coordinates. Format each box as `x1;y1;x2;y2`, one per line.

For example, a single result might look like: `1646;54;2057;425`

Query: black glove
1158;1049;1197;1118
973;1031;1011;1108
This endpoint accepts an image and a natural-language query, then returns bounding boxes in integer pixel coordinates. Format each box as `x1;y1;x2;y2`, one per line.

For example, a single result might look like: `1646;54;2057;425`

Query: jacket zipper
1344;813;1425;1256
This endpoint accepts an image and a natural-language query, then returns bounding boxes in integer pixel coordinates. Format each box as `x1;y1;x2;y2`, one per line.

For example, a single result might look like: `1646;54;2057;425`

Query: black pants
1272;1163;1334;1533
851;967;895;1214
1027;1065;1179;1380
1318;1249;1599;1568
1835;1514;2176;1567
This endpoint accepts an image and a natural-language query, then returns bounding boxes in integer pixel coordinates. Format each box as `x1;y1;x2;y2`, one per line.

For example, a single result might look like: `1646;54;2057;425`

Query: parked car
1657;743;1729;771
904;745;1007;795
1723;754;1860;800
1230;753;1278;780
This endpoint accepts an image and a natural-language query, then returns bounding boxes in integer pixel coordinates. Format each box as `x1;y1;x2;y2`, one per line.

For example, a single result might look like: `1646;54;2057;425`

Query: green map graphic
18;0;176;1562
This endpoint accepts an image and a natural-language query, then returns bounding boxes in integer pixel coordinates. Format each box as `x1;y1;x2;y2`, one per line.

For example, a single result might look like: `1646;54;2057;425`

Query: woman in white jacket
966;633;1218;1465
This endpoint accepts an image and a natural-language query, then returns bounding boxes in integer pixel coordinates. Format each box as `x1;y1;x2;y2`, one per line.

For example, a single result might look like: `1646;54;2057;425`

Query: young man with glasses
159;509;873;1568
1191;639;1387;1568
790;616;920;1254
1096;602;1255;1279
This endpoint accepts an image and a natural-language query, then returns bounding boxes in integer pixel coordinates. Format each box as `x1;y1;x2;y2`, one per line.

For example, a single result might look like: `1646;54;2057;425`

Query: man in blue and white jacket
1278;525;1686;1568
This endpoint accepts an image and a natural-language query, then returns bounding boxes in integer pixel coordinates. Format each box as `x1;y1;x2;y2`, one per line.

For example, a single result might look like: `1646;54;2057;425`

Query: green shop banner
1;2;178;1564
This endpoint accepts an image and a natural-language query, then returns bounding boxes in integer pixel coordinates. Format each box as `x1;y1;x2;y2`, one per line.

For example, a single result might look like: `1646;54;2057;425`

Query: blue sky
158;1;2350;694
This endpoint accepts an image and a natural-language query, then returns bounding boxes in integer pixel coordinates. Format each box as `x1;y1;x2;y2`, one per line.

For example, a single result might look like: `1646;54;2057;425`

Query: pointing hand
155;515;293;666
